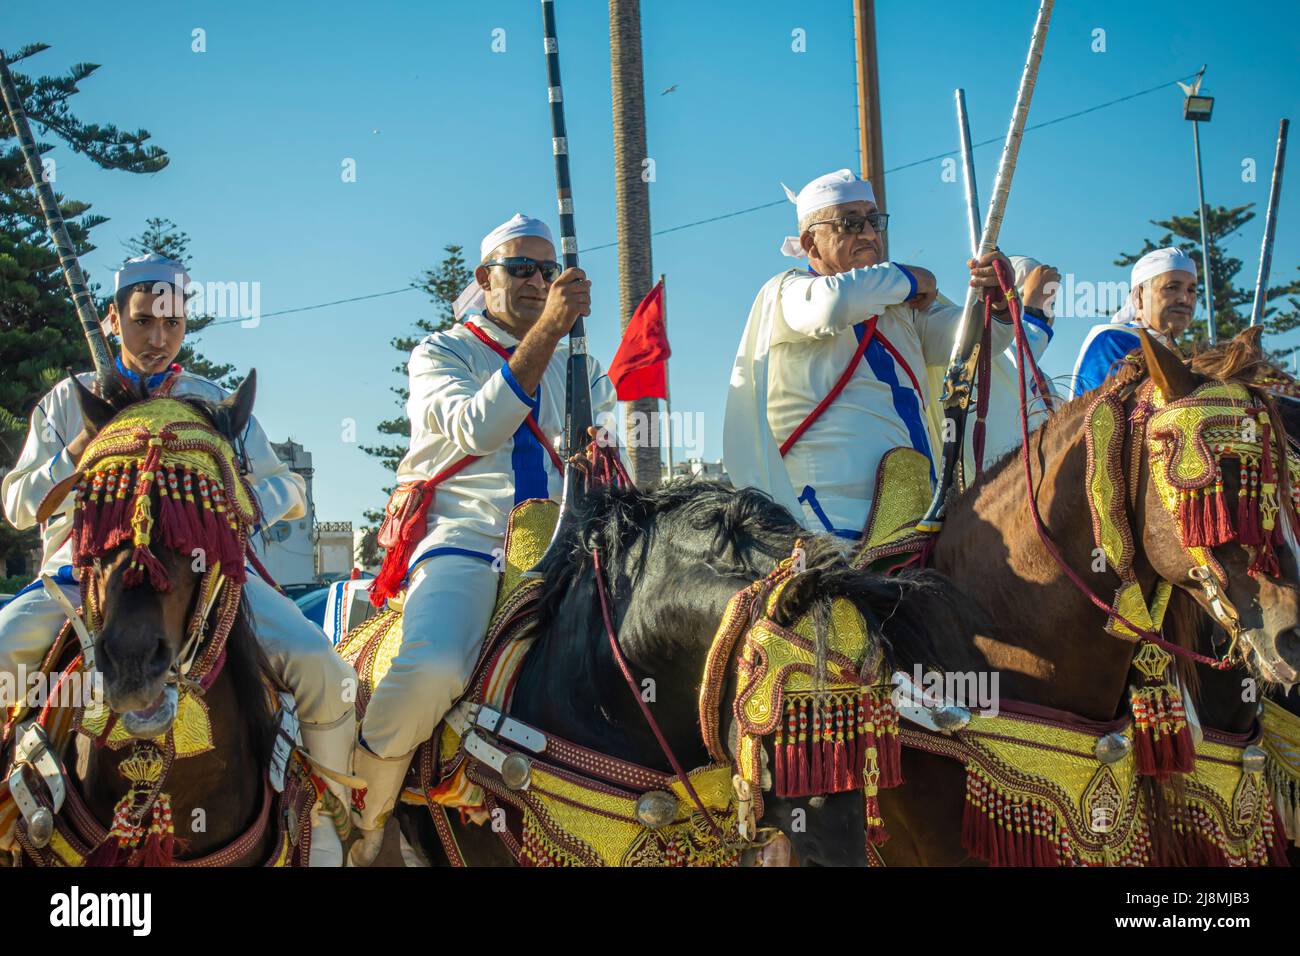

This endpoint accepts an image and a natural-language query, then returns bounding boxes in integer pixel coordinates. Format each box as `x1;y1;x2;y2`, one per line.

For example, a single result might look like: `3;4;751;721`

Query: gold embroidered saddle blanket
902;699;1289;867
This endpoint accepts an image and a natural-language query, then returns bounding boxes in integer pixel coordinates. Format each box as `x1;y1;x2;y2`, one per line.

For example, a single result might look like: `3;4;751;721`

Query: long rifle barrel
0;50;115;391
917;0;1053;532
1250;118;1289;327
955;88;981;257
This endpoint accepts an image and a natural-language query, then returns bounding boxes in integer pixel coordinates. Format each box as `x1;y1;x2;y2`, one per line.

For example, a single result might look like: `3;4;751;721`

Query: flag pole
661;274;673;476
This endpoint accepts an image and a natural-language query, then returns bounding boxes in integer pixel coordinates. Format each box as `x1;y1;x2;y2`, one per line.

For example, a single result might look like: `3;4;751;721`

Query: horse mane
535;480;989;681
1190;325;1275;383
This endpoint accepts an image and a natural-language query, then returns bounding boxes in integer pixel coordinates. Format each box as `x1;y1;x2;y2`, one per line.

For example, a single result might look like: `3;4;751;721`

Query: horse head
524;481;984;866
62;372;260;737
1136;331;1300;688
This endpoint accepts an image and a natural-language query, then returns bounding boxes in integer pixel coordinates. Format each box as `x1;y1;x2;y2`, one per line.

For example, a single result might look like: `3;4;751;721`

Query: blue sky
7;0;1300;531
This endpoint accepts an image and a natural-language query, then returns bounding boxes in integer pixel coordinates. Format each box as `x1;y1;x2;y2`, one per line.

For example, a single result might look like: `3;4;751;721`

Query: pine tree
0;44;168;577
1117;204;1300;353
119;217;237;387
355;244;470;566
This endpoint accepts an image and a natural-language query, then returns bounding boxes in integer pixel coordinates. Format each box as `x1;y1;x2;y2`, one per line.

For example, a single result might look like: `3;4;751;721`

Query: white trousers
359;553;499;760
0;573;353;728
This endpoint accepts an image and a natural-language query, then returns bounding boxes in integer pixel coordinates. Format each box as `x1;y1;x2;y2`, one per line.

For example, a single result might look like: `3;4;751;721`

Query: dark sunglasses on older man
806;212;889;235
482;256;563;283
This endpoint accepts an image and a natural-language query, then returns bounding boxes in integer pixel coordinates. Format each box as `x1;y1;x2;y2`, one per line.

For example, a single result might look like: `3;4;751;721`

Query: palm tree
609;0;661;487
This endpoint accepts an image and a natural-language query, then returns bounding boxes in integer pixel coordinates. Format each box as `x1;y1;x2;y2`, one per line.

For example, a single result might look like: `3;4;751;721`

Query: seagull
660;84;677;96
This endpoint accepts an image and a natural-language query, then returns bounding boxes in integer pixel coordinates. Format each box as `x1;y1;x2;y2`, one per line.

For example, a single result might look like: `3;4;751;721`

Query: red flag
608;279;670;401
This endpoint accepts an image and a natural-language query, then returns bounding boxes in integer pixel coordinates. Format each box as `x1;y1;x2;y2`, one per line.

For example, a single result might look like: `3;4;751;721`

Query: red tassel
795;699;810;794
864;793;889;846
137;829;175;867
125;544;171;592
84;838;130;867
180;468;206;548
810;704;823;791
1250;533;1281;578
1212;483;1233;544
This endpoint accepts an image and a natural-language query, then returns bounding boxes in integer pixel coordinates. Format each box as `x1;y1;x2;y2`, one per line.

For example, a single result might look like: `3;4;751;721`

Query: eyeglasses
482;257;563;283
805;213;889;235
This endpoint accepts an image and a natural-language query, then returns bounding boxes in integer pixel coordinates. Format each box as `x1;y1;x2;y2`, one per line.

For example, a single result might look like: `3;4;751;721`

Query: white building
661;458;729;485
252;440;317;588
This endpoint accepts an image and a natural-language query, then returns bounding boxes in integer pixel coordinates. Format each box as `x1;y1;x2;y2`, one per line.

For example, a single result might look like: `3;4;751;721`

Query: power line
203;70;1199;331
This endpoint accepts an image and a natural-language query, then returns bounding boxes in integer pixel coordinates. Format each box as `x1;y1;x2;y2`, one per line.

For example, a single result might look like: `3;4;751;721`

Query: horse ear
70;373;122;436
1139;329;1198;401
215;369;256;443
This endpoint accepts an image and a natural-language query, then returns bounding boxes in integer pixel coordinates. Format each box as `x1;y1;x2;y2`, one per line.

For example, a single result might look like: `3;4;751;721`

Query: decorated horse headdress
42;395;263;864
1084;347;1300;777
700;544;899;845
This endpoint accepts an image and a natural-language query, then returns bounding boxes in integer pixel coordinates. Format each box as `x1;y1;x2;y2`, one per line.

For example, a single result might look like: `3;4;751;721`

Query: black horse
396;479;988;866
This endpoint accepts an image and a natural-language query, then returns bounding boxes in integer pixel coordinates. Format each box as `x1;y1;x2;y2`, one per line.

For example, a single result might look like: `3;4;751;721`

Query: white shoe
347;746;414;867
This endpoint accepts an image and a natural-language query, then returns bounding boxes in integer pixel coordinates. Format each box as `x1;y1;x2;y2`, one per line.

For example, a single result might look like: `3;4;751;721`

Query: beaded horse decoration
701;544;900;845
62;397;258;864
1086;374;1300;779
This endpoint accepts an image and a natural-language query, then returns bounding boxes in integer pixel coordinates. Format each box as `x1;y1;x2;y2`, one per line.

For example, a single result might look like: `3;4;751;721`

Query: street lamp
1178;66;1217;344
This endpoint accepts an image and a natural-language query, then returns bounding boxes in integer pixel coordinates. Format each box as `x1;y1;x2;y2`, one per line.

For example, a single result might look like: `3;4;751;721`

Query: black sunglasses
482;256;563;283
806;213;889;235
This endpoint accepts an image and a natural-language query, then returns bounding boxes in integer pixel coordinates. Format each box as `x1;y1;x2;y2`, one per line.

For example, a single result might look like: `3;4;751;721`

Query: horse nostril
148;636;172;678
1275;628;1300;669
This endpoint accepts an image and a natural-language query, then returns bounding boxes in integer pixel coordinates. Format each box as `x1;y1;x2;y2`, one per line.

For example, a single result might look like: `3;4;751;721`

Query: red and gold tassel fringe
773;688;902;800
961;769;1061;867
1130;685;1195;779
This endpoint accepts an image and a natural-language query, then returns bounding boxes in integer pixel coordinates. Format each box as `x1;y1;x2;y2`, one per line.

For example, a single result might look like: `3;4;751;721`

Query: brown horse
4;377;292;866
877;329;1300;865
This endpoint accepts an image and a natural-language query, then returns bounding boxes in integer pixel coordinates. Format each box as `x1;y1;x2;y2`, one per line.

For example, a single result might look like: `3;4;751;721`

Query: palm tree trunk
609;0;661;488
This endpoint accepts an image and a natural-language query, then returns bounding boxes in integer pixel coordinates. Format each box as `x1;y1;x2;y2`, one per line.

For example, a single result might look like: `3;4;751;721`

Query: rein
996;259;1228;669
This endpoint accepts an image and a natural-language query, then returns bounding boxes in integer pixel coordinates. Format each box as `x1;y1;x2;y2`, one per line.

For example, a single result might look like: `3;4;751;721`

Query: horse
2;374;304;866
874;328;1300;865
394;480;991;867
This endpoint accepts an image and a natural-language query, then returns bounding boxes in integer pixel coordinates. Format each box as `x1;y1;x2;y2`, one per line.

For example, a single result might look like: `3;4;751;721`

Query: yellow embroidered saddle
850;447;934;571
337;498;747;866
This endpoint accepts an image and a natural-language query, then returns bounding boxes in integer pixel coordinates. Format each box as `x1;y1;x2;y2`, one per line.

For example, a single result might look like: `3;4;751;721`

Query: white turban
779;168;876;258
454;213;556;320
1111;246;1197;326
106;253;191;335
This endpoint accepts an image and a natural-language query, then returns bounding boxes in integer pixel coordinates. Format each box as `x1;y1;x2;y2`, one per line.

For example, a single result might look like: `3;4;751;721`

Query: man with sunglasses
349;213;616;864
725;168;1017;545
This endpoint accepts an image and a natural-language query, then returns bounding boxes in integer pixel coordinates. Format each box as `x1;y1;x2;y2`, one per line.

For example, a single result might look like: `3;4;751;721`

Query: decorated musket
531;0;595;569
0;49;115;391
1250;118;1289;327
916;0;1053;533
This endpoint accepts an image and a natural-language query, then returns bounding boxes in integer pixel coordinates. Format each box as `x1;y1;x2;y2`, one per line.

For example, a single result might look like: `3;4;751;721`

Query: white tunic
1;365;307;578
395;313;616;566
725;265;1012;539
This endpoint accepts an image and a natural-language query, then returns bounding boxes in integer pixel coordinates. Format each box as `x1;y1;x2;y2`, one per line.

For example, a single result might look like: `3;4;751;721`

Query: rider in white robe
724;169;1018;543
1070;247;1198;397
0;255;356;865
350;215;617;864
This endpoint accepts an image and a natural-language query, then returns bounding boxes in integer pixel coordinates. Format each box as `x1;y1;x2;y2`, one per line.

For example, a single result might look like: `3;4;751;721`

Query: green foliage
0;46;169;574
1117;204;1300;355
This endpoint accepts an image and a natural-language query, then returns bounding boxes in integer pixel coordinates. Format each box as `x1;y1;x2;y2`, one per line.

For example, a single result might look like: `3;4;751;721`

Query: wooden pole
609;0;660;488
852;0;887;258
